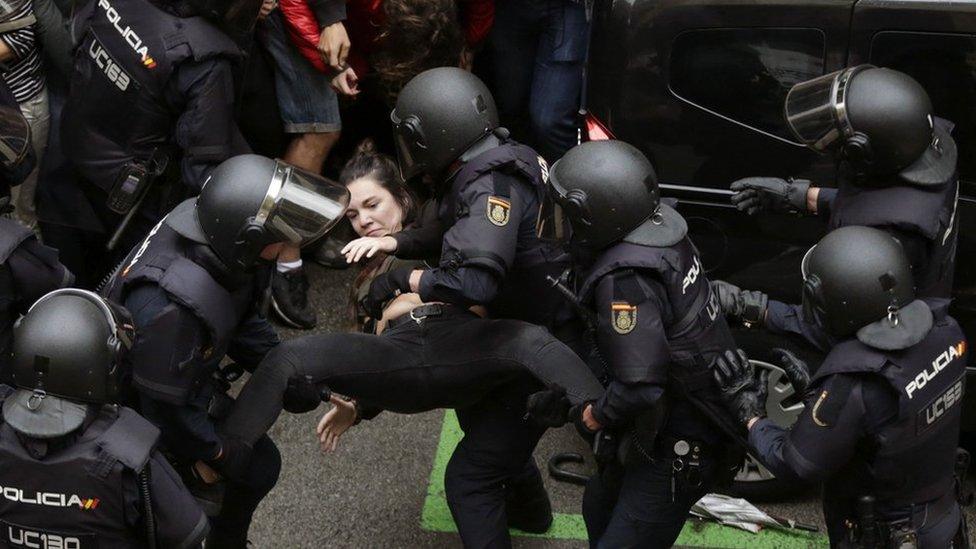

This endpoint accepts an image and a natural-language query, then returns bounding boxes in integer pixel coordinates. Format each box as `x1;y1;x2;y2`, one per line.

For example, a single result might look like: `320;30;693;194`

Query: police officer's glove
711;349;769;424
210;436;253;482
771;347;811;396
710;280;768;326
730;177;811;215
526;384;571;427
361;267;413;320
283;374;331;414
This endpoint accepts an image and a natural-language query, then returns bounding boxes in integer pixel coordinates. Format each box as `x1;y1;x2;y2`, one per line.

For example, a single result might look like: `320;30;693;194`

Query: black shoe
271;267;317;329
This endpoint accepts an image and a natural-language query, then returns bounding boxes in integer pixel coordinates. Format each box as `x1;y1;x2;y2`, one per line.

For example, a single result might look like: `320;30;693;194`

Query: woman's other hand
342;235;396;264
316;395;358;453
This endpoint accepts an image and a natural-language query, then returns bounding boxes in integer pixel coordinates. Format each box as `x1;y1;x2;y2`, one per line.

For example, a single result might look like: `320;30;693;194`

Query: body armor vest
578;238;748;447
828;176;959;299
62;0;239;191
814;305;966;508
442;140;571;326
0;403;158;548
102;221;252;345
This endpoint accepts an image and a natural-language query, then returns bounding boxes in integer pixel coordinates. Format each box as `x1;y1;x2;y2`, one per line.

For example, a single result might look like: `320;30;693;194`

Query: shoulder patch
809;376;854;428
486;196;511;226
611;301;638;334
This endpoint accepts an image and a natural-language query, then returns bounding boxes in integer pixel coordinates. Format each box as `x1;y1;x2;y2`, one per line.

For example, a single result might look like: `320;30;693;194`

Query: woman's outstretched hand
316;395;358;453
342;236;397;264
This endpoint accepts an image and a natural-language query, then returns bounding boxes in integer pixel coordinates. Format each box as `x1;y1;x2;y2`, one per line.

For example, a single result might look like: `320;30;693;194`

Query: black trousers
222;308;602;547
582;450;722;549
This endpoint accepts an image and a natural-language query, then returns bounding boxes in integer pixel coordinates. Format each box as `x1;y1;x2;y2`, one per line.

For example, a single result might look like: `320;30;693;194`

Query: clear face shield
784;65;873;153
257;161;350;249
390;109;428;182
0;103;30;170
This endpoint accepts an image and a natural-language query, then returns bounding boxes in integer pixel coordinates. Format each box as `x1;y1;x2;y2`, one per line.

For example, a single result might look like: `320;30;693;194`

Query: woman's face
345;177;405;238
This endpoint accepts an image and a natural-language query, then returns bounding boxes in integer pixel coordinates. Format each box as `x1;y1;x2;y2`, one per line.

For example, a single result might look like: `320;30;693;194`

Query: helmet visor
535;164;577;244
391;110;428;181
785;66;867;152
262;161;350;248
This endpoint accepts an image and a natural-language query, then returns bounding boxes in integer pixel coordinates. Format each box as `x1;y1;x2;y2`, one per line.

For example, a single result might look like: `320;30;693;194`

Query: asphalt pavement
245;263;975;548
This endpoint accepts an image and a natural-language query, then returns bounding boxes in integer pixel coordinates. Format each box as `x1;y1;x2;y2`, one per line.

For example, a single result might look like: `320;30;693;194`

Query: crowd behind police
0;0;966;547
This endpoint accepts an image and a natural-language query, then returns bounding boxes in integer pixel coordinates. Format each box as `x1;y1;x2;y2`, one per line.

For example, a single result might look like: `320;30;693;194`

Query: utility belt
624;430;709;503
385;303;477;330
843;490;959;549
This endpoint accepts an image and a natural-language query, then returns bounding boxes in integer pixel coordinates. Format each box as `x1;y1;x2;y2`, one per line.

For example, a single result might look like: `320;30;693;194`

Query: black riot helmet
391;67;500;181
5;289;135;438
165;154;350;270
801;226;932;349
538;140;686;252
785;65;956;186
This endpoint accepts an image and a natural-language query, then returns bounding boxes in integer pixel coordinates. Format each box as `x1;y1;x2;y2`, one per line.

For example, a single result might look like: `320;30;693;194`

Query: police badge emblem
487;196;511;226
611;301;637;334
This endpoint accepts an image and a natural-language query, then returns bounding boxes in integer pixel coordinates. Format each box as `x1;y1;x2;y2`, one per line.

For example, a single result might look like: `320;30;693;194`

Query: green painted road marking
421;410;828;547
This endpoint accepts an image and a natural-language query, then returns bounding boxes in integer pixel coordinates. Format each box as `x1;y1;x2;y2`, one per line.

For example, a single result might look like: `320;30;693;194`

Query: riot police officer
46;0;259;286
355;67;569;546
101;154;349;548
0;87;73;376
0;288;209;547
721;66;959;348
537;141;745;548
712;226;967;548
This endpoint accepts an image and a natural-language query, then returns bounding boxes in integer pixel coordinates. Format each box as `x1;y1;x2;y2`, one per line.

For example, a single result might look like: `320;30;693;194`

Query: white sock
277;259;303;273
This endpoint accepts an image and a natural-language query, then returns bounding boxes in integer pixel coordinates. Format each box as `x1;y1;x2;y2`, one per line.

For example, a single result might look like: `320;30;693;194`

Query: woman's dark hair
339;139;416;226
343;139;418;330
371;0;465;105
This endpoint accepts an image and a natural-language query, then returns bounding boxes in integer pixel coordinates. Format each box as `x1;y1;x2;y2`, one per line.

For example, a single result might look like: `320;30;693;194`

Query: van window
870;31;976;190
669;28;826;142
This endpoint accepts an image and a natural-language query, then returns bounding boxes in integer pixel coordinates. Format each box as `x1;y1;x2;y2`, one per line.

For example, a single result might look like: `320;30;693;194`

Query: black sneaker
271;267;317;329
504;472;554;533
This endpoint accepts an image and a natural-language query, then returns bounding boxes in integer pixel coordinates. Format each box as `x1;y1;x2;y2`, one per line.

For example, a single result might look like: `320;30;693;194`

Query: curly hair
371;0;465;105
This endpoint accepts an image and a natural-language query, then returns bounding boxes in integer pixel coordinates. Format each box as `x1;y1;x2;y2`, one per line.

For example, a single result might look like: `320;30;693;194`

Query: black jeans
221;308;602;445
221;307;602;547
582;450;721;549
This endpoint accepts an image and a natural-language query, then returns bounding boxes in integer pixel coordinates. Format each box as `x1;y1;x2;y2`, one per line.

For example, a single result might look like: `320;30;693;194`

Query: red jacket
278;0;494;76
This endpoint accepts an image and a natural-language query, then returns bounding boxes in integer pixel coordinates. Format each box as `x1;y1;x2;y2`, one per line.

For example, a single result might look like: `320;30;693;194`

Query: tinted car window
870;31;976;192
669;28;825;142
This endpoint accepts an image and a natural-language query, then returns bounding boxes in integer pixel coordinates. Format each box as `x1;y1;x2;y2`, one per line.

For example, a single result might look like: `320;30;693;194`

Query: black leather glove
729;177;811;215
360;267;413;320
210;435;253;481
771;347;811;396
526;385;571;427
710;280;768;326
711;349;769;424
283;374;331;414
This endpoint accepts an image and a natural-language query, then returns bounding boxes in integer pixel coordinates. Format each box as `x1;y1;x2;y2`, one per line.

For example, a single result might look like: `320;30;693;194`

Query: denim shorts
258;10;341;134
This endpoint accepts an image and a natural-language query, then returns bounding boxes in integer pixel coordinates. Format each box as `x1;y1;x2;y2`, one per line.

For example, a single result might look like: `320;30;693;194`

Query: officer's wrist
746;416;763;430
